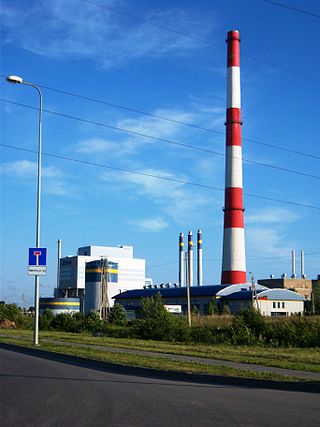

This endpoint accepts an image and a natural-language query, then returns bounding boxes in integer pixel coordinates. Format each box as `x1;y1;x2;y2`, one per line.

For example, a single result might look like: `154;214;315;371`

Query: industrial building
55;245;146;311
257;278;312;300
113;284;305;317
39;298;80;316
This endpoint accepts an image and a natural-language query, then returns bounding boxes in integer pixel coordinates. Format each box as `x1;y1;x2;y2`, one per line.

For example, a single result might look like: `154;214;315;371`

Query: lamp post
7;75;43;345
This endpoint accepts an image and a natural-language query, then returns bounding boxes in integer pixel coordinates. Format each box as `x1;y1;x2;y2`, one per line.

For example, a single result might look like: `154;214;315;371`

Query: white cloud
0;160;68;196
129;217;168;232
76;138;117;154
0;160;61;178
101;167;218;224
246;208;299;225
247;226;296;258
1;1;215;68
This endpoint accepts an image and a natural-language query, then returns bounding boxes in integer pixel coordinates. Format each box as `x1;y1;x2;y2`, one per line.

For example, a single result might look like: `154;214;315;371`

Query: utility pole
185;251;191;327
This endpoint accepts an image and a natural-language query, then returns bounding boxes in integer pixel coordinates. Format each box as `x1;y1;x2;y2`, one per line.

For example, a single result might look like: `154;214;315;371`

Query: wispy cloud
101;167;218;224
247;226;296;258
129;217;168;232
0;160;61;178
246;208;299;224
0;160;68;196
76;138;118;154
1;0;215;68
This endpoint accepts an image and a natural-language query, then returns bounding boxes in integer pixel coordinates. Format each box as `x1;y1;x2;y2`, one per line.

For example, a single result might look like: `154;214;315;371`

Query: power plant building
56;245;146;307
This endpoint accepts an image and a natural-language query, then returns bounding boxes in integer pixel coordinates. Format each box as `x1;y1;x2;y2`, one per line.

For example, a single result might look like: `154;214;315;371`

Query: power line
260;0;320;18
2;98;320;181
84;0;320;83
2;73;319;159
1;142;320;211
27;81;320;161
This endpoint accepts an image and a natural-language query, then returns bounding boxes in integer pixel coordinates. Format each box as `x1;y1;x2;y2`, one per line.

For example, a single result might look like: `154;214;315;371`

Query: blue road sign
29;247;47;266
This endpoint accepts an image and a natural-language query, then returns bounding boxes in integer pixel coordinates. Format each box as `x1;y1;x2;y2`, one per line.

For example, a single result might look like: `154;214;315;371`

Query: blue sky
1;0;319;306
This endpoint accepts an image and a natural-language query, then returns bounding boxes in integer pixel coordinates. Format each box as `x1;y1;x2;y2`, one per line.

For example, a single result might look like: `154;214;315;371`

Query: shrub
238;306;265;338
39;309;54;331
108;303;127;326
229;315;257;345
134;293;179;341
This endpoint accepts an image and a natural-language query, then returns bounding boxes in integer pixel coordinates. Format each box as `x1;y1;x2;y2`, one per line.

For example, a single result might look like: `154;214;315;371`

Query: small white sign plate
28;266;47;276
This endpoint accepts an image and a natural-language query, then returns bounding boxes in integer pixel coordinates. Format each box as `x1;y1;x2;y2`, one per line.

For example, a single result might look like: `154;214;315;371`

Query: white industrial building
57;245;146;307
256;289;305;316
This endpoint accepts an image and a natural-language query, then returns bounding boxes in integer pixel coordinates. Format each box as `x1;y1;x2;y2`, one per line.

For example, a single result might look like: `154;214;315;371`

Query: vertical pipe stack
197;229;203;286
301;250;305;278
291;249;296;278
221;30;246;285
179;233;184;287
188;231;193;287
57;239;61;289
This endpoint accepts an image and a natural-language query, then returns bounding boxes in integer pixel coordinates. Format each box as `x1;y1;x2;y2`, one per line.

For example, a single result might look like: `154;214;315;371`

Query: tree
206;299;218;315
108;303;127;325
137;292;176;341
312;285;320;315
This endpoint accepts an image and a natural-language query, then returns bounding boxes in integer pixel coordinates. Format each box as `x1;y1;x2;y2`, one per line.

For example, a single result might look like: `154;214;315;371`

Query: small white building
256;289;305;317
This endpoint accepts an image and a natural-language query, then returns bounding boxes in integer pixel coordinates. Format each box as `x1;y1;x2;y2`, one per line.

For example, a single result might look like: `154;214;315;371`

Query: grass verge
0;335;311;382
1;329;319;373
0;333;319;382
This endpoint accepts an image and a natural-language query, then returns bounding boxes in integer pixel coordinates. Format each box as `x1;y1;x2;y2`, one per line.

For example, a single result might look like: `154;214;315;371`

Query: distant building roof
257;289;305;301
113;285;227;300
216;283;268;297
220;290;263;300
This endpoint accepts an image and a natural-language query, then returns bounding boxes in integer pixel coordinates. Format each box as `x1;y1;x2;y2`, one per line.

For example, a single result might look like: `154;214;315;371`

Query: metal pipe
301;250;306;278
291;249;296;278
57;239;61;289
188;231;193;287
197;229;203;286
179;233;184;287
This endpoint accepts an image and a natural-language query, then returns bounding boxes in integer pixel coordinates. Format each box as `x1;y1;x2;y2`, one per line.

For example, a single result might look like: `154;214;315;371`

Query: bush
108;303;127;326
39;309;54;331
229;315;257;345
134;293;182;341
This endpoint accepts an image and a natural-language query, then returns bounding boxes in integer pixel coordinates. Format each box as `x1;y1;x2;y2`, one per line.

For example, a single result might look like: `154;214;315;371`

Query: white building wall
258;300;304;316
78;245;133;259
59;252;146;307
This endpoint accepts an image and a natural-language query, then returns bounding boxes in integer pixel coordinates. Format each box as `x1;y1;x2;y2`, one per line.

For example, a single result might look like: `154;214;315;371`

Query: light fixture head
6;75;23;84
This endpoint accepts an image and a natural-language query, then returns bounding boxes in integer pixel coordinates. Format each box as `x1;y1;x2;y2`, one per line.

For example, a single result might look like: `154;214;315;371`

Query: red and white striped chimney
221;30;246;285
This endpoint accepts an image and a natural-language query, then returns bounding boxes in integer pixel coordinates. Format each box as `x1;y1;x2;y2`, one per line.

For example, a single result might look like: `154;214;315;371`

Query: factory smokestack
188;231;193;287
197;229;203;286
221;30;246;285
57;239;61;289
301;250;306;279
179;233;184;287
291;249;296;278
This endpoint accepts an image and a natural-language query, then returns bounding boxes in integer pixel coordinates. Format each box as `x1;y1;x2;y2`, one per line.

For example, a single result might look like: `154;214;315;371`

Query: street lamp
7;75;43;345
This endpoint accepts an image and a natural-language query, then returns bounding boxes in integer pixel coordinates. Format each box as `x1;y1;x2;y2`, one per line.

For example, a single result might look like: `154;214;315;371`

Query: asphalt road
1;347;319;427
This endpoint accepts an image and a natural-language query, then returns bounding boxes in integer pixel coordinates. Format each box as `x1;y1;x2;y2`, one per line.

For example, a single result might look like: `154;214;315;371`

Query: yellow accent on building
42;302;80;306
86;268;118;274
198;240;202;244
179;243;184;246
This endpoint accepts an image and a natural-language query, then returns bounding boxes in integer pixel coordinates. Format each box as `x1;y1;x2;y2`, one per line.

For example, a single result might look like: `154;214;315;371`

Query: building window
277;302;281;308
273;302;276;308
282;302;285;309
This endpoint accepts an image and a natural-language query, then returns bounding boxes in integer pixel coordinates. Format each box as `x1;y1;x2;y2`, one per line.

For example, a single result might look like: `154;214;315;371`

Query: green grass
0;335;313;383
1;329;319;373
